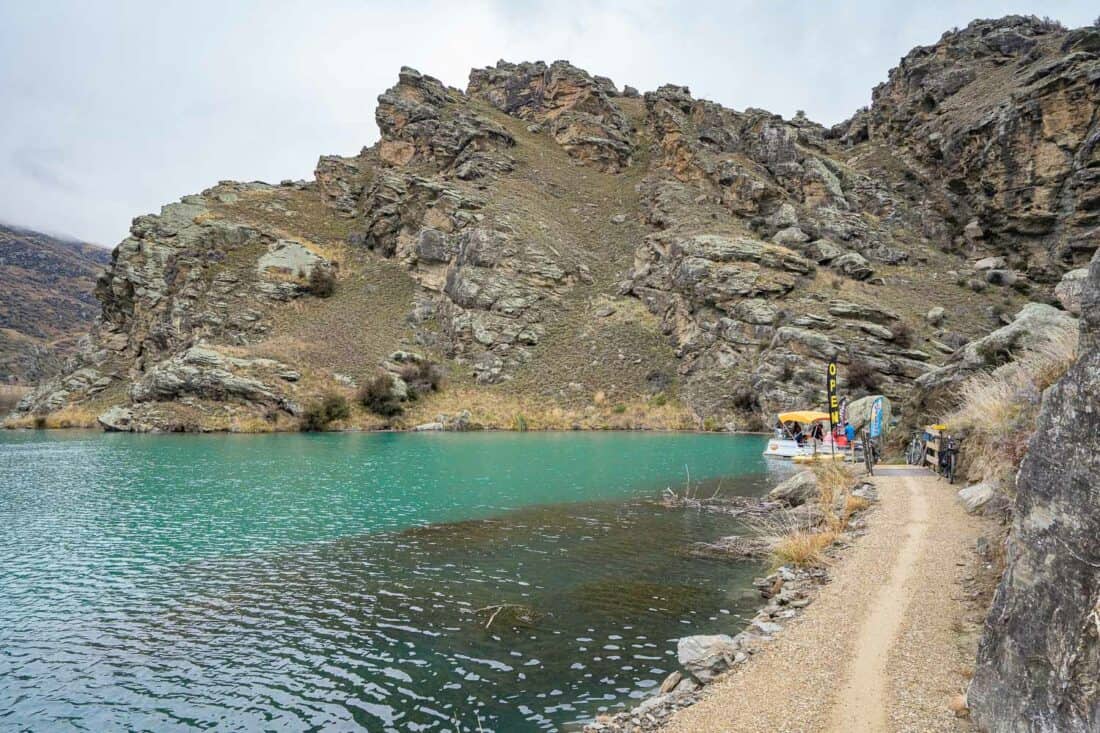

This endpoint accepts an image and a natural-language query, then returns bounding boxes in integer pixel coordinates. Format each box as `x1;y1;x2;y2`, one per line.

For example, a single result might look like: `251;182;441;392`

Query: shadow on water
141;497;766;730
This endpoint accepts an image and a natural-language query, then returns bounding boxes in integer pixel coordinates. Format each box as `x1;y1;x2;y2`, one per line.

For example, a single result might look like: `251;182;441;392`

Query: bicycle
938;435;960;484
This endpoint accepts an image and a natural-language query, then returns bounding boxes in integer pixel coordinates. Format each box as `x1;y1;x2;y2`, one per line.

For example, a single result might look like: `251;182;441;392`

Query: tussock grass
844;494;872;519
813;462;856;531
4;405;100;429
749;463;864;569
752;460;862;567
772;528;840;568
945;329;1078;486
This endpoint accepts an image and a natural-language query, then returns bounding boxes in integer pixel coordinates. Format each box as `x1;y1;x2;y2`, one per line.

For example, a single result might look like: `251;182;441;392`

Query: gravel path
662;467;982;733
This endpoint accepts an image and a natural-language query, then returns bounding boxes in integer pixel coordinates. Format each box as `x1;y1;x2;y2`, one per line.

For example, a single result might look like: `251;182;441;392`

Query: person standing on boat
810;421;824;446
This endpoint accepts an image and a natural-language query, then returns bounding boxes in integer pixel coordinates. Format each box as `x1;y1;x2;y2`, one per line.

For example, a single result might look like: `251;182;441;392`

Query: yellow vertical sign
827;360;840;429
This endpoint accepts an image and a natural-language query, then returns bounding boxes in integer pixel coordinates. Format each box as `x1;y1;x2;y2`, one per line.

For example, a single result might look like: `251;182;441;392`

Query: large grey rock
1055;267;1088;315
969;251;1100;733
257;239;324;277
973;256;1006;271
831;252;874;280
804;239;845;263
97;406;134;432
130;346;291;408
772;226;810;247
957;482;998;514
845;394;891;435
767;471;818;507
828;300;898;323
677;634;740;683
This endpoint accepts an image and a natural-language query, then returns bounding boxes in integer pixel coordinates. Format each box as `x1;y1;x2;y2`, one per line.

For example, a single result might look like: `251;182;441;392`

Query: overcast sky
1;1;1096;246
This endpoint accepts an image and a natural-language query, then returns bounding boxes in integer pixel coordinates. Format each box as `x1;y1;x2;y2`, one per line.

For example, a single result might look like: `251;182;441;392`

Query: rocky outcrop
969;250;1100;732
844;16;1100;281
130;346;300;409
7;182;333;429
911;303;1078;415
376;67;515;179
467;60;633;172
1055;267;1089;314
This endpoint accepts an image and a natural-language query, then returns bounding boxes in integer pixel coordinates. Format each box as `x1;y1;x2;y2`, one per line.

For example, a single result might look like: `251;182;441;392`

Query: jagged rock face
969;249;1100;732
850;16;1100;280
909;302;1078;416
467;60;633;172
376;67;516;179
10;182;328;424
93;190;310;367
623;78;947;420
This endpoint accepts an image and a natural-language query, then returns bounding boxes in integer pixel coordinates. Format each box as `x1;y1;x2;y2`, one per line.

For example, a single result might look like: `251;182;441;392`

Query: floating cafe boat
763;410;851;463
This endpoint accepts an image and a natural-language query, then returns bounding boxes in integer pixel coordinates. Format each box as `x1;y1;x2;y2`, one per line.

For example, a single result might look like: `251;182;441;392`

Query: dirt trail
827;470;930;732
662;467;982;733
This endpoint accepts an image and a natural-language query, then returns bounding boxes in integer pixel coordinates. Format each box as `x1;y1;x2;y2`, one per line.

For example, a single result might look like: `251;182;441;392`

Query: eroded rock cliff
969;248;1099;732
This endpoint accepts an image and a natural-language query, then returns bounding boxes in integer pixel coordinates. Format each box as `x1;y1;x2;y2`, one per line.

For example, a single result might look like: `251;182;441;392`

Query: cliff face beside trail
969;248;1099;732
0;224;109;383
6;15;1098;433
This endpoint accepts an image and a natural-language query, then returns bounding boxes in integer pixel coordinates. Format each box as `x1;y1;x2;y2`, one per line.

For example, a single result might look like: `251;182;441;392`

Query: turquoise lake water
0;430;785;731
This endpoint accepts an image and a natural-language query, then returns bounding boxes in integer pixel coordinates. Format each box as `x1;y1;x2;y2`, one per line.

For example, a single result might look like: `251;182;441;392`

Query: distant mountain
0;223;110;383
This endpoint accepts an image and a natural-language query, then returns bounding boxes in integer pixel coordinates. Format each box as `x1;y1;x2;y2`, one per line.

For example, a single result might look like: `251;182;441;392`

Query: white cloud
0;0;1095;245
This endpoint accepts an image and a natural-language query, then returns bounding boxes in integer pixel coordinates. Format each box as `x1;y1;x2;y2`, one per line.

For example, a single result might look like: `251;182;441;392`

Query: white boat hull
763;438;849;460
763;439;815;459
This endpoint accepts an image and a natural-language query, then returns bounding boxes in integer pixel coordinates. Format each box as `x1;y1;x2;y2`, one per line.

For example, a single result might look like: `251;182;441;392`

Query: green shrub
612;403;627;414
308;266;336;297
846;359;881;395
357;373;403;416
300;392;349;431
398;360;444;399
650;392;668;407
891;321;914;348
513;414;528;432
702;416;720;431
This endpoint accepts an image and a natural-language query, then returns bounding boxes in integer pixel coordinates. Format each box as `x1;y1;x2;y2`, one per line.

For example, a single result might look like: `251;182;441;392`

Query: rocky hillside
0;223;109;384
6;15;1097;432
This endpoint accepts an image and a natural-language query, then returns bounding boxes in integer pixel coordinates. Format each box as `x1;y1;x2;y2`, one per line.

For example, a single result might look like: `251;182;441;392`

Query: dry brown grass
3;405;100;429
0;385;30;414
750;462;865;569
844;494;872;519
772;528;841;568
945;329;1079;486
394;385;694;431
813;462;856;531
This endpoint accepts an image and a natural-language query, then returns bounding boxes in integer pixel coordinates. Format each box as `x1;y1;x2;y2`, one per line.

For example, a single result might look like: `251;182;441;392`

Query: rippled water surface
0;431;782;731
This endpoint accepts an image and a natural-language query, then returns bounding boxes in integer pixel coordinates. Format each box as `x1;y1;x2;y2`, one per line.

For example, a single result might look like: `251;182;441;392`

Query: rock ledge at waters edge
583;478;878;732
